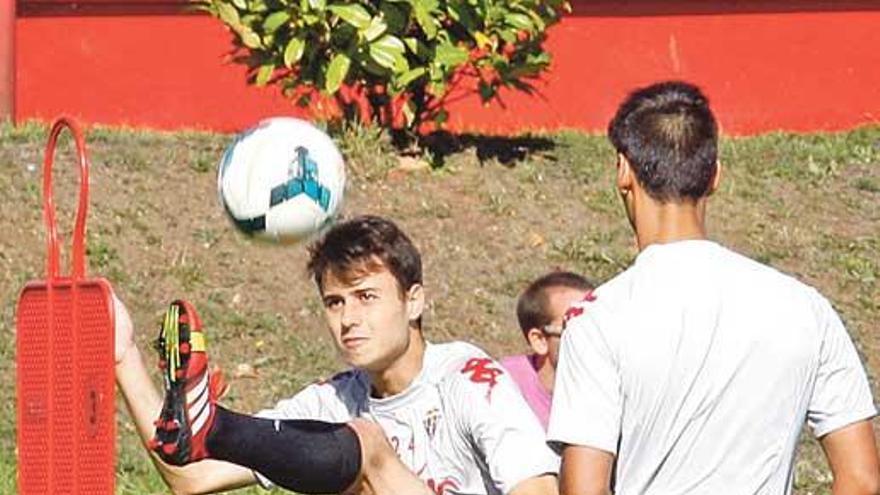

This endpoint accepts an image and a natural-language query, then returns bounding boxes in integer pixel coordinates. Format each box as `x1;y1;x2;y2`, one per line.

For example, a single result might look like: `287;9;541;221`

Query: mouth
341;337;368;350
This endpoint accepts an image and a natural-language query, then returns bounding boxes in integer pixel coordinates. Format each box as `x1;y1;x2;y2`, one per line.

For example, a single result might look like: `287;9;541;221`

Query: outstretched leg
150;300;429;494
206;407;364;493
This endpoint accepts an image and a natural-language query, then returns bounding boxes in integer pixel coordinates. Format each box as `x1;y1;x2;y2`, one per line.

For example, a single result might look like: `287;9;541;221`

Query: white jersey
547;240;876;495
259;341;558;494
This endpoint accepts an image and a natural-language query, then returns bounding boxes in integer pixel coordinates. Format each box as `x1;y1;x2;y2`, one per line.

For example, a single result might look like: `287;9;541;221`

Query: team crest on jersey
461;357;503;401
423;407;440;439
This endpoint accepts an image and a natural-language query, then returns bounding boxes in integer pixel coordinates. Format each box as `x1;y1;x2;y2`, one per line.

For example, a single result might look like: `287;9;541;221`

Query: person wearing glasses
501;271;595;430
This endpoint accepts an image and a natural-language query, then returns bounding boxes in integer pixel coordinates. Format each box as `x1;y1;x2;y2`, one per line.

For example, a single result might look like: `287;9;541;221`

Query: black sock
206;406;362;494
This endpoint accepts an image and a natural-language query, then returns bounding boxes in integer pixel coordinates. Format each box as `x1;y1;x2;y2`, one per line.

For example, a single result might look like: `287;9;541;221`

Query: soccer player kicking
547;81;880;494
114;215;558;495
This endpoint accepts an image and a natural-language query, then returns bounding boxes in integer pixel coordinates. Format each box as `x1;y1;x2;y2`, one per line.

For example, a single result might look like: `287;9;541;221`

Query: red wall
1;0;14;118
13;2;880;134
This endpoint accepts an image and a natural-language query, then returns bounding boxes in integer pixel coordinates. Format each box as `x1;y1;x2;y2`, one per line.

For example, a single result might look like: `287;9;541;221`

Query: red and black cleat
150;299;227;465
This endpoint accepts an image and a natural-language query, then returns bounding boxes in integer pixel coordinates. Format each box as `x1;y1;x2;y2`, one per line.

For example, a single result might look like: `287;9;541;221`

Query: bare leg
345;419;432;495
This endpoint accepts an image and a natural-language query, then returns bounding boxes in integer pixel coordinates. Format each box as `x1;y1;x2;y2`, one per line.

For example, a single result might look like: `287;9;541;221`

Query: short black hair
608;81;718;202
307;215;422;297
516;271;594;334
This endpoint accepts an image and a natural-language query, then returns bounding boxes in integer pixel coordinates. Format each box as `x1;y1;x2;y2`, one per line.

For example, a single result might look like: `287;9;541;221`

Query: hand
112;292;135;365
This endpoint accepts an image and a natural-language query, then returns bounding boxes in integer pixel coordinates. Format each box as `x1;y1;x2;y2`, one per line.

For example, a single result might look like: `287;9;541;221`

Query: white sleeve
455;356;559;494
546;310;621;455
255;382;324;420
807;296;877;437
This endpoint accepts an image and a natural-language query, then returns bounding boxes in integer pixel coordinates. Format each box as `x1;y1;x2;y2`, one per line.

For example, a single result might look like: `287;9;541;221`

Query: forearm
116;344;164;446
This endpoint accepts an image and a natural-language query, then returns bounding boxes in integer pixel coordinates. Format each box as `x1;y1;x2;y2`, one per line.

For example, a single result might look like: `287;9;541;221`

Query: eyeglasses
541;324;564;338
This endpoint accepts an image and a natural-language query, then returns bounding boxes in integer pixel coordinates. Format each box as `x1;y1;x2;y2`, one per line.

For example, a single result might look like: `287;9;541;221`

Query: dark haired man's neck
633;197;709;251
369;330;426;398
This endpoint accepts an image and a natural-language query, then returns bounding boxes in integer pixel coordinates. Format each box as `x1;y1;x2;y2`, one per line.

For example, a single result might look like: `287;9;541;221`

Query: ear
526;328;549;356
708;161;723;196
406;284;426;322
616;153;635;194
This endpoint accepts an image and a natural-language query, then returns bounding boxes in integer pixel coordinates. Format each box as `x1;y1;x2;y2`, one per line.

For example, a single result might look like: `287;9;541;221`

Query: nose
340;301;362;331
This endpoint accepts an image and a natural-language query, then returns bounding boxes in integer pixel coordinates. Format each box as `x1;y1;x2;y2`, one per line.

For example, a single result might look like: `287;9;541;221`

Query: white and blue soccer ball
217;117;346;244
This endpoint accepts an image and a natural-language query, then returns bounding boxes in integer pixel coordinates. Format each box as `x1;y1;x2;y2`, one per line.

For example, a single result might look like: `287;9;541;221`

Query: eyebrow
323;284;381;299
353;287;379;295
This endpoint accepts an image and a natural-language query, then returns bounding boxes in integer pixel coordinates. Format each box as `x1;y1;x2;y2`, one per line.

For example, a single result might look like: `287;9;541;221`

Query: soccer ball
217;117;345;244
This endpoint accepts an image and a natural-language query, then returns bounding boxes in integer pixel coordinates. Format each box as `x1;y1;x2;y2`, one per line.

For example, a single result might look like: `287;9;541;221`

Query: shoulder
425;341;493;376
575;266;636;319
427;341;507;397
559;282;631;363
315;368;370;401
259;368;367;420
717;245;829;312
562;281;615;334
438;342;512;407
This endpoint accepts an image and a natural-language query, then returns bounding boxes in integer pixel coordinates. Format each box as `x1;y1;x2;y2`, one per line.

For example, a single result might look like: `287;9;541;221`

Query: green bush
199;0;570;135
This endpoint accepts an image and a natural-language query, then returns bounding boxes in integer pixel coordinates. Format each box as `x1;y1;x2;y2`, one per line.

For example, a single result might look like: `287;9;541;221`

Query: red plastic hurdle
16;117;116;494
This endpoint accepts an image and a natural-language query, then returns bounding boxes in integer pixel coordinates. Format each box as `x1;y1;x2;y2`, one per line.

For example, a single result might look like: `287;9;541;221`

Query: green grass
1;122;878;494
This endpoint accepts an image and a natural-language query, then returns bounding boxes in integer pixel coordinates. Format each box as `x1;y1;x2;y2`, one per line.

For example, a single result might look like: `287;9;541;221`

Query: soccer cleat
150;299;227;465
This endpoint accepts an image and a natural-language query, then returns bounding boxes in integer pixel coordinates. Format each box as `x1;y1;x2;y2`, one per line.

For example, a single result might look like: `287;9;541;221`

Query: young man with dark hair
114;215;558;494
547;81;879;494
501;271;594;429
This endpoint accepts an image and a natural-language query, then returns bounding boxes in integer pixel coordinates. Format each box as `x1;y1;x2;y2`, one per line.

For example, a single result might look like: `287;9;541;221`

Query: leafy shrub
199;0;570;135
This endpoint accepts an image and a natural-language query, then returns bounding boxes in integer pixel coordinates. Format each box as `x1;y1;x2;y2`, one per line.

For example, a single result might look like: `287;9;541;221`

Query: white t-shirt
547;240;876;494
259;341;558;494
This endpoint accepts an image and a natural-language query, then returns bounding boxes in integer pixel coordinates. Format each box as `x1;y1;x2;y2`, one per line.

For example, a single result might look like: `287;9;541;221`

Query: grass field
1;121;878;494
